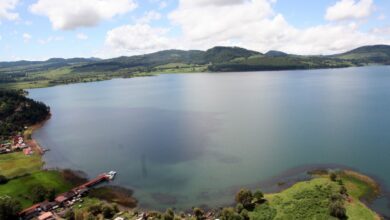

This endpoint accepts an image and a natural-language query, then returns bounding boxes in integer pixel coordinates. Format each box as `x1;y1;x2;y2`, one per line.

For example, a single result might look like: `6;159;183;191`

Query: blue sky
0;0;389;61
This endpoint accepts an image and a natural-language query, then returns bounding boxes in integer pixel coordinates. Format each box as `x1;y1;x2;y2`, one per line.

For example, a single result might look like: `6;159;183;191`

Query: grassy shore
0;121;73;209
0;171;73;208
255;171;381;220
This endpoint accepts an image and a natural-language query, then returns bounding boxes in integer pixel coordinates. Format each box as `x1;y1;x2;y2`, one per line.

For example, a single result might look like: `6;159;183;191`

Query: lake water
29;66;390;211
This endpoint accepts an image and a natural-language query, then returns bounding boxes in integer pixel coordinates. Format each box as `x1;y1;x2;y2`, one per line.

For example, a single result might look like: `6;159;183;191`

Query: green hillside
332;45;390;64
0;45;389;89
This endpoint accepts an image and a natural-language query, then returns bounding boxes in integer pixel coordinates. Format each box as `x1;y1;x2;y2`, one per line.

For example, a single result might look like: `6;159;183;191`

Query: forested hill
0;45;389;89
0;90;50;138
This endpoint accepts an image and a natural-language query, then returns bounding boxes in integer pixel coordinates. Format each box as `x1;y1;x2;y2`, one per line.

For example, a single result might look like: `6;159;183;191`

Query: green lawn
0;171;72;208
0;152;43;178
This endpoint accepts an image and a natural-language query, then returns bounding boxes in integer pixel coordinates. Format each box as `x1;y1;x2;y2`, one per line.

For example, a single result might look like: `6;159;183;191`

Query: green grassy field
0;170;72;208
0;152;43;178
248;172;380;220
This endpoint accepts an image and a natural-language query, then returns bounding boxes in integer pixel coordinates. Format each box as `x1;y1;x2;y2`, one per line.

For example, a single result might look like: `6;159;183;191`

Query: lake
29;66;390;211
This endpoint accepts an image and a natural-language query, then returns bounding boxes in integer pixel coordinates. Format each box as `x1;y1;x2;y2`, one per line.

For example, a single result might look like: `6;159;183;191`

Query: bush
253;190;264;203
162;208;175;220
220;207;243;220
102;205;115;219
193;207;204;220
241;209;249;220
88;204;103;216
0;198;21;220
340;186;348;196
30;185;47;203
0;175;8;185
236;203;244;213
235;189;254;210
330;173;337;182
329;201;347;219
64;209;75;220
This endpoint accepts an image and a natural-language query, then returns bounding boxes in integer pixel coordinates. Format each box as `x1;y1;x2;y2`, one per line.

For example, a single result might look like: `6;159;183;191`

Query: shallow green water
29;66;390;211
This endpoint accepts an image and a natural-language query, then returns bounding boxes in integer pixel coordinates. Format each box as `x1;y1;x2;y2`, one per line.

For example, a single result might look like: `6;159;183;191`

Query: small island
0;90;384;219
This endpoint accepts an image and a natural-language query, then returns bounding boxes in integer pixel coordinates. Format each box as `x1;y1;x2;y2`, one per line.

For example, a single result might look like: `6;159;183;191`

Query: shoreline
23;114;51;156
23;115;388;217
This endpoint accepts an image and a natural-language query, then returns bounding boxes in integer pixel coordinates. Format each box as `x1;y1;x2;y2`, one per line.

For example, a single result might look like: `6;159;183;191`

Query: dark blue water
29;66;390;211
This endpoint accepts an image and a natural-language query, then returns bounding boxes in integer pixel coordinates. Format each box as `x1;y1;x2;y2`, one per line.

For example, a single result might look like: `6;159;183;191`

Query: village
0;135;48;156
18;171;117;220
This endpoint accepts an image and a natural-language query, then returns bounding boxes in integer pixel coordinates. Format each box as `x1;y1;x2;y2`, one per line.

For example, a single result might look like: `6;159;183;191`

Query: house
37;211;54;220
23;147;33;155
55;191;76;206
40;201;57;212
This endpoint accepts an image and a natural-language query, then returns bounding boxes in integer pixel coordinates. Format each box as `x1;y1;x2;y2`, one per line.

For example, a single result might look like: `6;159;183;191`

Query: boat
106;171;117;180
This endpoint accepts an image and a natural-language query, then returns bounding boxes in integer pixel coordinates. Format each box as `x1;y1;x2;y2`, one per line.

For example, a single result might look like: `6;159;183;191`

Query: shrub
162;208;175;220
0;198;21;220
330;173;337;182
236;203;244;213
30;185;47;203
193;207;204;220
102;206;115;219
220;207;243;220
253;190;264;203
0;175;8;185
329;201;347;219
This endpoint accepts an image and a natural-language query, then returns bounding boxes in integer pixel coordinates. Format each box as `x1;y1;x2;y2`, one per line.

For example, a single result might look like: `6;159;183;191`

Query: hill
332;45;390;64
0;45;389;89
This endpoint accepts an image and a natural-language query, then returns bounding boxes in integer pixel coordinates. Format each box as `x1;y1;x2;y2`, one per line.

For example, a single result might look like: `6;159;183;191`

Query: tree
0;198;21;220
235;189;254;209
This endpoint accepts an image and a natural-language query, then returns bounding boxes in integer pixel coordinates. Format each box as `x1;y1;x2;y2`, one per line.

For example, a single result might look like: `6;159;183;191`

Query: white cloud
371;26;390;35
38;36;64;45
325;0;374;21
100;24;171;57
30;0;137;30
169;0;275;42
137;11;161;24
77;33;89;40
159;1;168;9
0;0;19;21
23;33;32;43
99;0;390;58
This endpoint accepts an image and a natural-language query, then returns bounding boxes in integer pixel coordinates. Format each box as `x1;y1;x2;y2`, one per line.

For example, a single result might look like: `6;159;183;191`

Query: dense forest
0;90;50;139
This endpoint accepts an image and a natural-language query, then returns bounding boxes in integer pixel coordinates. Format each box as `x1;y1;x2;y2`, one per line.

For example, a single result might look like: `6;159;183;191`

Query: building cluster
0;136;30;155
19;172;116;220
19;186;89;220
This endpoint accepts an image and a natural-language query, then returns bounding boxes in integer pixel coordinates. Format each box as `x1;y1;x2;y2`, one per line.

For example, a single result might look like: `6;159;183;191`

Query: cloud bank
30;0;137;30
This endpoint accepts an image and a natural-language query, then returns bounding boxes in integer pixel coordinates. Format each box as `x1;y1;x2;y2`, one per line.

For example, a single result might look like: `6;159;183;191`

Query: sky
0;0;390;61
